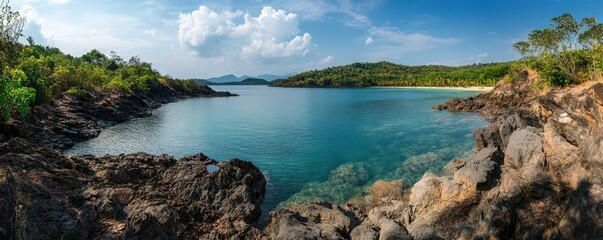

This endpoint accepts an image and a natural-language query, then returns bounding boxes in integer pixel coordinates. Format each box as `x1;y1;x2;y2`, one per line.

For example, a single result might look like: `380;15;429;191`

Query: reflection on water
66;86;488;214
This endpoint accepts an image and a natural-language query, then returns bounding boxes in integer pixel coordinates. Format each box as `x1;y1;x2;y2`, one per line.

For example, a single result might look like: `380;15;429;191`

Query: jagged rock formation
264;71;603;239
0;138;265;239
1;82;236;150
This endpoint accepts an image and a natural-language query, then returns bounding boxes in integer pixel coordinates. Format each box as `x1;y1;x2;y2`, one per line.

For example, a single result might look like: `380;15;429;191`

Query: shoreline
370;86;494;92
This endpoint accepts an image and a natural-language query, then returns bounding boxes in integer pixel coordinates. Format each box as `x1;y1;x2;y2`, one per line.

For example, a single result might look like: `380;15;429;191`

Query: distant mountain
196;73;294;84
207;74;251;83
214;78;269;85
256;74;293;81
193;77;269;86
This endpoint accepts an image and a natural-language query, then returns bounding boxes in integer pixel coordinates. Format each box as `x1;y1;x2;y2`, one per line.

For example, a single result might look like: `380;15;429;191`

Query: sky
10;0;603;79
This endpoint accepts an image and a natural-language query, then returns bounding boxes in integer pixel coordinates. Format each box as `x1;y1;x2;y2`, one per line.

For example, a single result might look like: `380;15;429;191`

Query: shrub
65;87;88;97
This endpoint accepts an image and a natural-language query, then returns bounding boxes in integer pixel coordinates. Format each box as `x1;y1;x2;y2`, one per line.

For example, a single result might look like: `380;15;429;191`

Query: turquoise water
66;86;488;213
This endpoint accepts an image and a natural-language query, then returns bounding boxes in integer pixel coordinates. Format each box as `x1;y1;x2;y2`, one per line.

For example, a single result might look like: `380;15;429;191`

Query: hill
271;61;512;88
207;74;251;83
256;73;293;81
193;77;269;85
215;78;269;85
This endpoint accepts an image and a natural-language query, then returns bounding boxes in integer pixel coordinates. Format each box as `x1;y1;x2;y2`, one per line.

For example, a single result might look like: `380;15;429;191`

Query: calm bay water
66;86;488;213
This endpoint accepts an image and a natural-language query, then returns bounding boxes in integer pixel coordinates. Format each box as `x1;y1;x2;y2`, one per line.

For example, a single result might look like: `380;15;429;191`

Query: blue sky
11;0;603;78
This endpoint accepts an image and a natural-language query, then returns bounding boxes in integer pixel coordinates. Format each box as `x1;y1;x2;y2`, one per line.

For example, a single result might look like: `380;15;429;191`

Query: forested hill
271;61;512;88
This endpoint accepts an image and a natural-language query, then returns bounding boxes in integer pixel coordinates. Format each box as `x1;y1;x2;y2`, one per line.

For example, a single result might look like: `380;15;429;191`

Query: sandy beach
370;86;494;92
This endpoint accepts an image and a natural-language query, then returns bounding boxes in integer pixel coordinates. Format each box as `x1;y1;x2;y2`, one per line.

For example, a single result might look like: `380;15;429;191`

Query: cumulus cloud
19;5;50;45
365;36;374;45
178;6;313;61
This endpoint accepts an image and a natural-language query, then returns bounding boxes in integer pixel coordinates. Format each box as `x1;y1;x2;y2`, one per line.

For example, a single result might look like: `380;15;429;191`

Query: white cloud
20;5;50;45
273;0;372;27
19;5;155;56
365;36;374;45
366;26;461;59
318;55;335;65
369;26;460;49
178;6;313;61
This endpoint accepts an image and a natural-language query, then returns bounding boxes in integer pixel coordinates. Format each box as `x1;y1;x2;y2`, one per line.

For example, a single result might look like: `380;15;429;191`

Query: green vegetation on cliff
514;13;603;86
271;61;512;88
0;1;207;122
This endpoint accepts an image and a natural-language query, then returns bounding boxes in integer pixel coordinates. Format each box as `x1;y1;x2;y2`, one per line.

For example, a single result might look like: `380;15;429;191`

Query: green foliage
273;61;512;88
65;87;88;97
515;14;603;86
0;0;25;68
0;1;212;122
0;69;36;120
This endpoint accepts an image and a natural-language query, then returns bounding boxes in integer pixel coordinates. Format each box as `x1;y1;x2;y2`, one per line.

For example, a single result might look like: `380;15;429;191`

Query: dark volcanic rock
1;82;236;150
0;138;265;240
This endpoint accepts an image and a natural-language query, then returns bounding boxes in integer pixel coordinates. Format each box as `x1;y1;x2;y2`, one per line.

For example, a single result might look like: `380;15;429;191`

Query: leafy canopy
514;13;603;86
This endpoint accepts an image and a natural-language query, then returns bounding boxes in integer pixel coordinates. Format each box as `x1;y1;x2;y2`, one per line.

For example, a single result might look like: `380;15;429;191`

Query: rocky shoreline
2;70;603;239
1;81;236;150
261;70;603;239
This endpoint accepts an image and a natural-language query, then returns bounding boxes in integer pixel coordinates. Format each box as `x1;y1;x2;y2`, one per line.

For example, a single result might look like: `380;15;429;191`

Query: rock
350;222;379;240
433;70;537;121
6;66;603;239
377;220;411;240
452;146;502;191
0;138;265;239
263;202;362;239
370;180;405;206
2;84;236;150
406;224;440;240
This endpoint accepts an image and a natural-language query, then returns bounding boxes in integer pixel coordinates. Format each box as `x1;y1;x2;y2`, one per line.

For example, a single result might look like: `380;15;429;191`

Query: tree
0;0;25;68
515;14;603;83
81;49;107;66
579;17;603;79
0;1;36;122
26;36;34;46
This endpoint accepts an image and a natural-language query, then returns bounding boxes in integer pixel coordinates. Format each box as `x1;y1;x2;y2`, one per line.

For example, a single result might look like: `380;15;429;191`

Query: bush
542;66;577;86
105;77;132;93
65;87;88;97
0;69;36;120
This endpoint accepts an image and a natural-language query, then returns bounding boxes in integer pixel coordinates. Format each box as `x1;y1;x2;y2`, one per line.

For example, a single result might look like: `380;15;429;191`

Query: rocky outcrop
433;70;539;121
264;71;603;239
0;138;265;240
1;81;236;149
